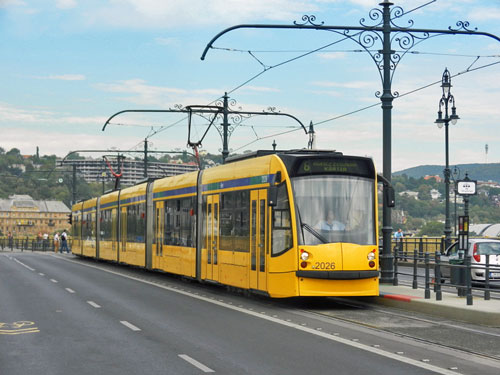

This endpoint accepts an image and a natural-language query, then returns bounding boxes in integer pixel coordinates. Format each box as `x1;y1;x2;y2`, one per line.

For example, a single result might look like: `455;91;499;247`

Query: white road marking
39;273;45;276
87;301;101;308
120;321;141;332
50;279;58;283
57;256;462;375
65;288;75;293
178;354;215;373
13;258;35;271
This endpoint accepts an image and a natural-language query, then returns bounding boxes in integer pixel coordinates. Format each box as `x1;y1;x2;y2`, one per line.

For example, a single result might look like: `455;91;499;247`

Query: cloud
243;85;281;93
56;0;77;9
44;74;86;81
0;0;26;7
0;102;102;125
317;52;347;60
95;79;223;106
311;80;374;89
84;0;318;29
154;37;179;46
468;7;500;21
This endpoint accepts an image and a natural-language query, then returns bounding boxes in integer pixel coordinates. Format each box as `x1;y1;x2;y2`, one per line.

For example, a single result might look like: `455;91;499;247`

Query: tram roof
225;149;343;164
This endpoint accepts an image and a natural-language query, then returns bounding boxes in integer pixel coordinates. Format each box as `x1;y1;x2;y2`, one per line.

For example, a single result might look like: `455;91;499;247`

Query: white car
441;239;500;282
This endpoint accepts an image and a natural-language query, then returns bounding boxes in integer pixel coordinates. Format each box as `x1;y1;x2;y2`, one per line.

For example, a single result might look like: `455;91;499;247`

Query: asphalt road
1;252;499;375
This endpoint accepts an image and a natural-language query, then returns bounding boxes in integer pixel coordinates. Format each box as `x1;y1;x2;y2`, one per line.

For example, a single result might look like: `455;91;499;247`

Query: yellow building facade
0;195;71;237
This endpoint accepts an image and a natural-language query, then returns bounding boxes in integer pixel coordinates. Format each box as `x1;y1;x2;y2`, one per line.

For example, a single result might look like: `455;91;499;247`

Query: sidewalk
372;284;500;327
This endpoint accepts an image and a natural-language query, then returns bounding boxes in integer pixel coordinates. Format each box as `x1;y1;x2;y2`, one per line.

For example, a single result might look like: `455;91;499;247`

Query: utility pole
72;163;77;207
201;0;500;283
102;99;308;167
144;138;148;178
222;93;229;163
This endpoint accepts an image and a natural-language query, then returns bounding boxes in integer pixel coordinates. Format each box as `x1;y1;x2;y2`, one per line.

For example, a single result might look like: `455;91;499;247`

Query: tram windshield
292;175;376;246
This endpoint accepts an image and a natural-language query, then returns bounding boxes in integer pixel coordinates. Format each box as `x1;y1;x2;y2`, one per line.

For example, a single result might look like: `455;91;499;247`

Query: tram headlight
300;250;309;261
367;251;376;261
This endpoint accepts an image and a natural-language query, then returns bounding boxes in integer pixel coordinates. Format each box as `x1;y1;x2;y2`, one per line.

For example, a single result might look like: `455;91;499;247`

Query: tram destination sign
457;179;477;195
296;158;372;177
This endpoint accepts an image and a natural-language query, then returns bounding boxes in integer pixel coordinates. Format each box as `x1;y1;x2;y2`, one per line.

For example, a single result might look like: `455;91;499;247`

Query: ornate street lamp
435;68;459;250
202;1;500;283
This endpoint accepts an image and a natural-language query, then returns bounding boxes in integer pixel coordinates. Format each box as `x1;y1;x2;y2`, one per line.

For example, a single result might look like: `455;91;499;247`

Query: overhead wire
109;0;498;153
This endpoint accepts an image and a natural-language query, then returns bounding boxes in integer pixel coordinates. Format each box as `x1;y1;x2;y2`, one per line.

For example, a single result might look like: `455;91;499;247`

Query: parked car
441;239;500;283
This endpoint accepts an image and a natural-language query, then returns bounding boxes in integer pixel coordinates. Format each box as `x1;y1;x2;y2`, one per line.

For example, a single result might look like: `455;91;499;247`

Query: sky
1;0;500;173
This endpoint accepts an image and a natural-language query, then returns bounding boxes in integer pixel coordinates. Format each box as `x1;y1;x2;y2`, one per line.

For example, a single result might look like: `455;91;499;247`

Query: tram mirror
384;186;395;208
270;171;281;185
268;186;278;207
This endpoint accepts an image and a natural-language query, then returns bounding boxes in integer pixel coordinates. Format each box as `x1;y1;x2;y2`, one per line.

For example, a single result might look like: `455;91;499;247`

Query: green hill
394;163;500;183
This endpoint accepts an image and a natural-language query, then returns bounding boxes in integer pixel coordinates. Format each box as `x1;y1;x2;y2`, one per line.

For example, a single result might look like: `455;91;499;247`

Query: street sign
457;179;477;195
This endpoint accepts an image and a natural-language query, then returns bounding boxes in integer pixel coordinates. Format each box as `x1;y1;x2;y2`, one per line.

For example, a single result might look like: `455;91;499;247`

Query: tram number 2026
313;262;336;270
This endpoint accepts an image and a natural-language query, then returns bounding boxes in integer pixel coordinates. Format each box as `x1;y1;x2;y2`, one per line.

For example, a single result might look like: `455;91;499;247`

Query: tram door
250;189;267;291
206;195;219;281
120;207;127;254
111;208;118;256
153;201;164;269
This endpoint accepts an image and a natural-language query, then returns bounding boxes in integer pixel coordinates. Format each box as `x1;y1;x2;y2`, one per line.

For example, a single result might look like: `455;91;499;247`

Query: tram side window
83;212;95;240
100;209;112;241
220;190;250;252
111;208;118;243
126;203;146;243
164;197;194;247
180;198;195;247
272;183;292;255
72;214;80;240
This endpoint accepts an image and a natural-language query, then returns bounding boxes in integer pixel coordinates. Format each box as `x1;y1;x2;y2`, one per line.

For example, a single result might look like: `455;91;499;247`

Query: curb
370;292;500;327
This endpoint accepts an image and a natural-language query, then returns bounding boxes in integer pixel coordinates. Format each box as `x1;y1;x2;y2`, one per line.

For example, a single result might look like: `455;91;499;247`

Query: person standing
394;228;404;255
60;230;69;253
53;232;60;253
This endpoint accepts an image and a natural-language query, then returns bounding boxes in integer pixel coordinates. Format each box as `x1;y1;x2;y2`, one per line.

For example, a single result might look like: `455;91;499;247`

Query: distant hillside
394;163;500;183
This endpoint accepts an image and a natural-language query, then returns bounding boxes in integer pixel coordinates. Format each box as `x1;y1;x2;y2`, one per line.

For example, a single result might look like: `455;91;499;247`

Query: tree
417;184;431;201
418;221;444;236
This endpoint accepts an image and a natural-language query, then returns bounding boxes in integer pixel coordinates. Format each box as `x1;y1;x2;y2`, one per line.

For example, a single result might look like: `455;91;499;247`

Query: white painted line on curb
178;354;215;373
120;321;141;332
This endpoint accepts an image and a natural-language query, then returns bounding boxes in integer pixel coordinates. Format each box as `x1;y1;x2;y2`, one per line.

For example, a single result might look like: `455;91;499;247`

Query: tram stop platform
368;284;500;327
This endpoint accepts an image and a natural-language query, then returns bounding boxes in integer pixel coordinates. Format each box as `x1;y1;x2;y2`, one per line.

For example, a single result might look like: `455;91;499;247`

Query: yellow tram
72;150;379;297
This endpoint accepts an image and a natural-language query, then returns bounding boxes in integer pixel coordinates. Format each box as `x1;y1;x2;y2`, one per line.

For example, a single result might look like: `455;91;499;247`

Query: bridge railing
391;239;500;305
0;236;72;252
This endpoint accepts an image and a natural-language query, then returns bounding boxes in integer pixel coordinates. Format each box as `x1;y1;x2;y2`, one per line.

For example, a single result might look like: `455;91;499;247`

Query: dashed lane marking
56;255;462;375
65;288;75;294
120;321;141;332
87;301;101;308
13;258;35;271
178;354;215;373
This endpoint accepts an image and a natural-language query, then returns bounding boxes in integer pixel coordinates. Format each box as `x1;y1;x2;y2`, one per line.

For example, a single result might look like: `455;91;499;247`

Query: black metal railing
0;236;71;253
392;241;500;305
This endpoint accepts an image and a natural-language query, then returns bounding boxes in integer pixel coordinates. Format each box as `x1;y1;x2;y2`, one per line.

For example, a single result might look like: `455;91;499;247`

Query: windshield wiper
296;205;328;244
302;222;328;244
